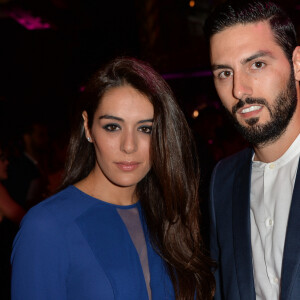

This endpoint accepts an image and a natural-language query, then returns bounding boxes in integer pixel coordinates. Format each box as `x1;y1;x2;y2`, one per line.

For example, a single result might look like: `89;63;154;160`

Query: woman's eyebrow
99;115;153;124
137;119;154;124
99;115;123;121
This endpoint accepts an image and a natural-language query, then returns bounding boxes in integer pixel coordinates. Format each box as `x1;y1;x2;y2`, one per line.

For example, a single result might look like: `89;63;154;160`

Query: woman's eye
252;61;265;69
138;126;152;134
218;70;232;79
103;124;120;131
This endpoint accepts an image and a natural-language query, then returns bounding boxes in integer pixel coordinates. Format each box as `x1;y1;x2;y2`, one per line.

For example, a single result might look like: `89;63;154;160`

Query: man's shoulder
211;147;252;187
210;148;252;206
216;147;252;172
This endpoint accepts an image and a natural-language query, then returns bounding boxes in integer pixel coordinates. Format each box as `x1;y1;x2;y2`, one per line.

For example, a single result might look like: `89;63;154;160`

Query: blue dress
11;186;175;300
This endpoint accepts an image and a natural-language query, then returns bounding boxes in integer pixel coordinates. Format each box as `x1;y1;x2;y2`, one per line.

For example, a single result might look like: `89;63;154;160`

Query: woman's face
83;85;154;189
0;150;9;181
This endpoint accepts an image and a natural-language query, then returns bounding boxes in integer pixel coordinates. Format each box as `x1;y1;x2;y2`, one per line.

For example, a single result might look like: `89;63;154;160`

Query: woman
11;58;215;299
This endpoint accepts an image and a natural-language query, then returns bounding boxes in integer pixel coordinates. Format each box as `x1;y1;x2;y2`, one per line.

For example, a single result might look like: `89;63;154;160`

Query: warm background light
192;109;199;118
189;1;195;8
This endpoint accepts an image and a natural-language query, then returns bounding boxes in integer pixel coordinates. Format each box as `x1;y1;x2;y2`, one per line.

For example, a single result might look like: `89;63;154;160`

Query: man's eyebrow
211;64;232;71
241;50;274;64
211;51;274;71
99;115;154;124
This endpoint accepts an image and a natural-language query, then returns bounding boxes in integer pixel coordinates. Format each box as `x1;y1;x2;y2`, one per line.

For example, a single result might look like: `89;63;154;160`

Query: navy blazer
11;186;175;300
210;147;300;300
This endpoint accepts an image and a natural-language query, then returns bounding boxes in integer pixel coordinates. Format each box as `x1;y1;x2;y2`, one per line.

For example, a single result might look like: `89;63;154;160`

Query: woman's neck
74;170;137;206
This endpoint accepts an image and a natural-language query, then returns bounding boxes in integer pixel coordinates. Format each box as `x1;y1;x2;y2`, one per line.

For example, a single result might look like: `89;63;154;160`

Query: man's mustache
232;98;269;114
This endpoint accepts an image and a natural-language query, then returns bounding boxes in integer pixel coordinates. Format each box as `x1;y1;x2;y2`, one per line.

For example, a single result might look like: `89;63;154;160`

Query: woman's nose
121;131;137;154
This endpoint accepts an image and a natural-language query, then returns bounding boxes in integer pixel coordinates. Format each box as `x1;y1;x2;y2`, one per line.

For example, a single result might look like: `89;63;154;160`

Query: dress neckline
70;185;139;209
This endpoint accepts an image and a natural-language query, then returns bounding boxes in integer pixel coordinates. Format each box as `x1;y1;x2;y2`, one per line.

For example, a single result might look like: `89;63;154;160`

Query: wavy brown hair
61;57;215;299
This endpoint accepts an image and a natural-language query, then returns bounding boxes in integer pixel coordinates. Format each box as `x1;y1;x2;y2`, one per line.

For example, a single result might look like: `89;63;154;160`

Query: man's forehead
209;21;280;62
210;21;274;43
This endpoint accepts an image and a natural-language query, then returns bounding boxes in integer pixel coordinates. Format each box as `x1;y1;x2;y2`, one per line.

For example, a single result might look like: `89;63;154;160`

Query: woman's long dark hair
61;57;215;299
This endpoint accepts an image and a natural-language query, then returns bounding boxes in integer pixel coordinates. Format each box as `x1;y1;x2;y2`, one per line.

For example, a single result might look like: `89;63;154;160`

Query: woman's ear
82;111;93;143
293;46;300;81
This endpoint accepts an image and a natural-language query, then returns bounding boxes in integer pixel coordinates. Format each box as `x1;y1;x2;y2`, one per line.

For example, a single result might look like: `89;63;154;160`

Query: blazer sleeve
11;205;69;300
210;161;223;300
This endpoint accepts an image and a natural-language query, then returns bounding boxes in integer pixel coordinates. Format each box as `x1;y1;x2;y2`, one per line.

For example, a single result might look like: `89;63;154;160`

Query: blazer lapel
281;158;300;300
232;149;256;300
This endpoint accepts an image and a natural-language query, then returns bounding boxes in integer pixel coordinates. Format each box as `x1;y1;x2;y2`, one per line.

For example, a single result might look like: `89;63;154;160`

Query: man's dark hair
205;0;297;63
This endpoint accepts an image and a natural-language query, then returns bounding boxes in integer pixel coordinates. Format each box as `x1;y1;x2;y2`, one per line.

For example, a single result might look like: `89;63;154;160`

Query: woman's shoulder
23;185;100;228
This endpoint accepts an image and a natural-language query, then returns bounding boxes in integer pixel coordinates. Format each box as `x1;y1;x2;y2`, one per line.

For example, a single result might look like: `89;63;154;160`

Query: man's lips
237;105;263;118
115;162;140;171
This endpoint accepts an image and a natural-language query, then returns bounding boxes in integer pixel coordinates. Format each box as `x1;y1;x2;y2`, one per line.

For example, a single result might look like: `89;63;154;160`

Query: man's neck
253;116;300;163
253;75;300;163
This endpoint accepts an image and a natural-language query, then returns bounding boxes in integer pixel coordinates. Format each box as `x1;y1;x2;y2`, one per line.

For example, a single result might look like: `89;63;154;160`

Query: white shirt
250;134;300;300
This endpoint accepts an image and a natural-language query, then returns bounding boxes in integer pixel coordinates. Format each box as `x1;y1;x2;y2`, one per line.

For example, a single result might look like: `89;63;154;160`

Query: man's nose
232;71;253;100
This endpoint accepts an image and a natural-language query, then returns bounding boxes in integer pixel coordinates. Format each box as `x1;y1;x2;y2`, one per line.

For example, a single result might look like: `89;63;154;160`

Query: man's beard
225;72;297;146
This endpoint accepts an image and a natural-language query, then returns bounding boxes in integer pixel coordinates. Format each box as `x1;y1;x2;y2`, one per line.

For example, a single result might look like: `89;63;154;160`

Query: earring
87;137;91;142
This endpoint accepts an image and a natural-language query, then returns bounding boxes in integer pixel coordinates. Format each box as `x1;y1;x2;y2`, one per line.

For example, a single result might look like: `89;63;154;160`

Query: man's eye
252;61;265;69
103;124;120;131
218;70;232;79
138;126;152;134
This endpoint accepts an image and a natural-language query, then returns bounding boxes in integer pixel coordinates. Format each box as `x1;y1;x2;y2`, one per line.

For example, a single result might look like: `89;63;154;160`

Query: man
205;1;300;299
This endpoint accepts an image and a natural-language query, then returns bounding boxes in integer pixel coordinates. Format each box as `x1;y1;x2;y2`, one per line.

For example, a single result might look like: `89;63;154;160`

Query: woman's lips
115;162;140;171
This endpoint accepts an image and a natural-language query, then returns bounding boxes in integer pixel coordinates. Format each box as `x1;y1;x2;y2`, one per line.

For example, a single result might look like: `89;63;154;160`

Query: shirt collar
252;134;300;169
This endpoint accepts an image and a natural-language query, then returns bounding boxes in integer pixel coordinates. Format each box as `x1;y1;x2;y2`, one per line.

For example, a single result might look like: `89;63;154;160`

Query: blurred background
0;0;299;297
1;0;299;158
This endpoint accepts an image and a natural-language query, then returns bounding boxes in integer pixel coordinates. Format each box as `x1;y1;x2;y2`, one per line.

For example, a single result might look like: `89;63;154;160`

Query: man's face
210;21;297;146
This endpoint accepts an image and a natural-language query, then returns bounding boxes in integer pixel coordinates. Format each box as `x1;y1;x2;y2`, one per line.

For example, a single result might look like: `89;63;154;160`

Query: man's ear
82;111;92;142
293;46;300;81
